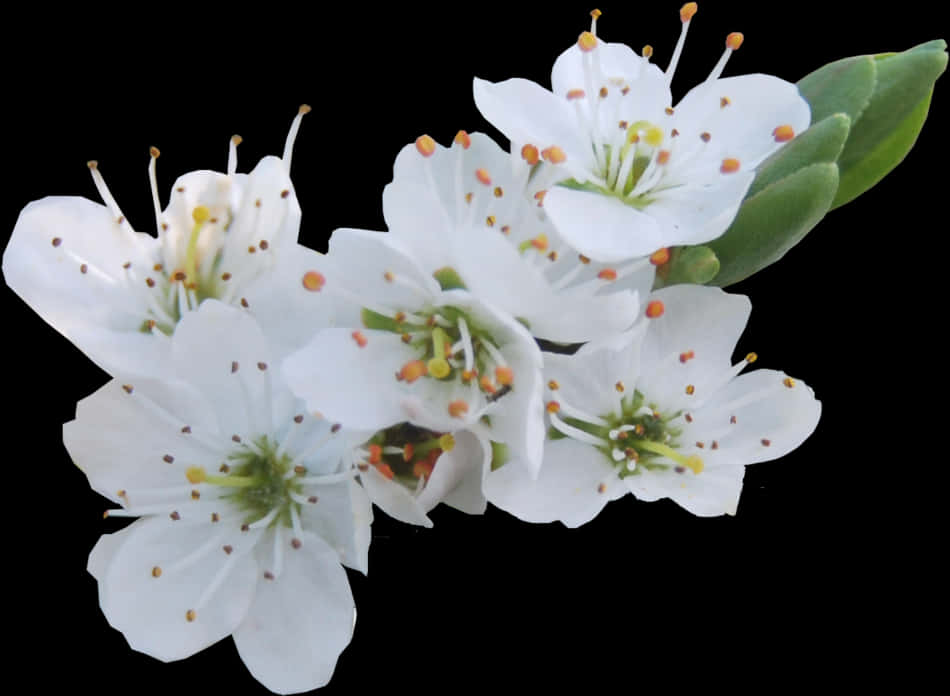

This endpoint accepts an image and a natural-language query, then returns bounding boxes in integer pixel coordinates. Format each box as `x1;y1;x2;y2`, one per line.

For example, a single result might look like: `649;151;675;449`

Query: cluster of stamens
353;422;456;492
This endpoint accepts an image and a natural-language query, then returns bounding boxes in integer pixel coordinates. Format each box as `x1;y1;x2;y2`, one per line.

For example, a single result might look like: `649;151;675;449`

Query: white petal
544;186;666;262
486;437;624;527
234;531;354;695
99;516;259;662
625;463;746;517
282;328;419;431
299;480;373;574
473;77;595;178
416;430;488;515
673;74;811;169
360;466;433;528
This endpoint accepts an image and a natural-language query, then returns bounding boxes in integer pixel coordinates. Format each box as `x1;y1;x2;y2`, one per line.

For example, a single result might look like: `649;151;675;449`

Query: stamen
577;31;598;52
228;134;242;177
521;144;540;166
416;135;437;157
454;130;471;149
645;300;665;318
87;161;127;221
548;411;607;447
282;104;311;169
707;33;744;82
148;147;163;236
667;3;698;82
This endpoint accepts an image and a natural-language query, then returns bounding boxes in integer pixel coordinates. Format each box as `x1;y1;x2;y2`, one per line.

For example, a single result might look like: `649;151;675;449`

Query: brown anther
685;384;695;395
599;86;608;98
172;270;186;281
696;441;705;449
259;240;269;250
191;490;200;500
220;272;232;281
685;413;694;423
465;192;474;204
720;96;731;108
761;438;771;447
308;496;318;504
615;381;625;393
665;107;675;116
280;189;290;199
161;223;168;231
711;441;719;450
401;333;411;344
248;245;257;254
331;423;342;433
186;610;196;622
619;120;628;129
486;215;496;227
291;538;302;550
231;361;239;373
51;237;62;247
181;425;192;433
294;414;304;424
730;415;737;424
170;511;181;521
145;277;155;287
634;424;645;436
223;545;233;555
547;380;560;390
255;199;261;207
501;225;511;235
240;298;249;308
671;128;680;137
579;254;591;264
241;524;250;532
597;483;607;494
232;434;242;443
176;186;185;193
294;465;307;475
219;463;230;473
548;251;558;261
621;86;630;96
163;454;174;464
493;186;504;198
122;384;134;394
264;571;275;580
151;566;162;578
700;132;711;143
211;512;220;523
257;362;268;371
80;264;88;274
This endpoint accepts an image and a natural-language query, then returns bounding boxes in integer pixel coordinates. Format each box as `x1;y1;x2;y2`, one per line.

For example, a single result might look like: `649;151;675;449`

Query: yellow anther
486;215;496;227
427;357;451;379
454;130;471;149
590;9;602;19
191;206;211;224
151;566;162;578
546;401;561;414
495;366;514;386
685;384;695;395
615;381;625;393
185;609;196;622
642;45;653;58
547;380;560;390
231;134;243;146
438;433;456;452
578;31;598;52
149;146;160;158
415;135;436;157
726;32;744;50
521;144;540;165
566;89;586;101
745;352;758;363
720;158;741;174
644;126;664;147
680;2;698;22
302;270;325;291
783;377;796;388
475;168;492;185
541;146;567;164
684;455;704;474
185;467;207;484
773;124;795;142
599;86;608;98
650;248;671;266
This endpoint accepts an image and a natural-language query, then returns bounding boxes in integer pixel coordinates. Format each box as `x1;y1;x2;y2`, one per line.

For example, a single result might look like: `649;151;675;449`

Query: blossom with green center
69;301;370;693
473;5;810;262
485;284;821;523
3;106;331;377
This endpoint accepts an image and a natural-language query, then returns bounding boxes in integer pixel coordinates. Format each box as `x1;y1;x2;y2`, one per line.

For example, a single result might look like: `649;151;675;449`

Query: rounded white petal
299;480;374;574
544;186;666;262
624;463;746;517
234;531;355;695
99;516;259;662
486;437;624;527
416;430;488;515
360;466;433;527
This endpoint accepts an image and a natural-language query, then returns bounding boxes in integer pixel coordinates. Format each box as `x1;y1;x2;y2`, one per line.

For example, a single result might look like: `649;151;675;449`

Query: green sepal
490;441;510;471
433;266;467;291
653;246;720;288
708;163;839;287
831;40;947;208
798;54;876;127
748;113;851;198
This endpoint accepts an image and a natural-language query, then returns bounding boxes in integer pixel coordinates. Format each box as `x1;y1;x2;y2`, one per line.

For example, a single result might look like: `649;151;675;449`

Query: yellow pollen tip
642;45;653;58
685;455;704;474
299;104;312;115
720;158;741;174
645;300;665;318
495;366;514;386
455;130;471;149
548;380;560;390
149;146;160;158
680;2;698;22
578;31;598;52
479;376;496;393
415;134;436;157
521;144;540;165
546;401;561;414
531;234;549;251
726;32;744;50
427;357;451;379
151;566;162;578
745;352;758;363
615;381;625;393
191;206;211;224
475;168;492;186
590;9;602;19
566;88;586;101
598;268;617;281
87;160;98;170
368;444;382;464
448;400;469;418
657;150;671;165
302;270;325;292
685;384;695;395
231;134;243;146
783;377;796;388
186;610;196;622
438;433;456;452
644;126;664;147
541;146;567;164
400;360;428;383
185;467;207;484
650;247;671;265
773;124;795;142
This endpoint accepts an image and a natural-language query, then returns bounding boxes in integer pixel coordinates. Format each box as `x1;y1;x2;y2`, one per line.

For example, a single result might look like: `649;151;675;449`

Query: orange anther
403;443;415;461
375;462;395;480
415;135;436;157
657;150;671;165
541;146;567;164
548;380;560;390
650;247;671;265
383;271;395;282
578;31;598;52
461;369;477;383
720;158;741;174
454;130;471;149
479;376;496;394
546;401;561;414
642;45;653;58
679;350;695;363
566;88;586;101
413;459;435;480
726;32;744;50
531;234;549;251
495;366;514;386
773;125;795;142
590;8;602;19
645;300;665;318
475;168;492;186
534;190;547;206
368;444;382;464
351;331;368;348
448;400;469;418
399;360;428;383
685;384;696;395
680;2;698;22
302;271;325;291
598;268;618;281
521;144;540;165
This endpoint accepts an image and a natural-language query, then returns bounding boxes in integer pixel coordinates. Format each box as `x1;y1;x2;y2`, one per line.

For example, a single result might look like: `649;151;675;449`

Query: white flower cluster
3;5;823;694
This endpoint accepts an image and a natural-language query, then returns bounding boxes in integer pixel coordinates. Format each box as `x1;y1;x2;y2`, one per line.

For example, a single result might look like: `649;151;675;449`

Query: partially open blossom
67;301;370;694
473;6;810;262
3;106;332;377
486;284;821;524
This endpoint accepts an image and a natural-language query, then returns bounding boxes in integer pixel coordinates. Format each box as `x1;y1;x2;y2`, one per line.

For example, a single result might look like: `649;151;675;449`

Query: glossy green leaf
749;113;851;197
798;54;876;126
654;246;720;287
709;163;839;287
832;40;947;207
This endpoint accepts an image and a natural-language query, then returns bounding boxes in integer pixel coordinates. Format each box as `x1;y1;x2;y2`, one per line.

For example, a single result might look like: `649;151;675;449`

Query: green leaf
798;54;876;126
748;113;851;198
654;246;720;287
832;40;947;207
709;163;839;287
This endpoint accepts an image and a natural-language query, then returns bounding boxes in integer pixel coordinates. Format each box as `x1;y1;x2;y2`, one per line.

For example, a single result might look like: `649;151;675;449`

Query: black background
3;2;943;692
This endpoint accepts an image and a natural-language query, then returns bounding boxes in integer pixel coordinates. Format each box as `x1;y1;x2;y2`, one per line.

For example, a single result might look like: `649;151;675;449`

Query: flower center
356;422;456;491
